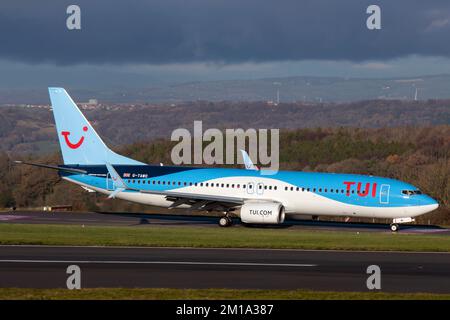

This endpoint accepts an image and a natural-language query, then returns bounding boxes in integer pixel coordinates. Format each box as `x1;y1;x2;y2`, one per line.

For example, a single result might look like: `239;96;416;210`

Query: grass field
0;288;449;300
0;223;449;252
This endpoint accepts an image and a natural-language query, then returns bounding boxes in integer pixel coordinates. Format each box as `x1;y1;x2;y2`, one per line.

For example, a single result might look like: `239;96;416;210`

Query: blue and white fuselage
61;164;438;220
27;87;438;231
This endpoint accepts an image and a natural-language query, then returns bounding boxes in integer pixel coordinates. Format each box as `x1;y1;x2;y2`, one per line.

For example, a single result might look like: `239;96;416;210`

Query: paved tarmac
0;245;449;293
1;211;448;234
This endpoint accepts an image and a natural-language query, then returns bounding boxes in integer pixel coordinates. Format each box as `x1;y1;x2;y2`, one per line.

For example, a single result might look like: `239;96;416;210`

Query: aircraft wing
105;163;244;211
140;188;244;210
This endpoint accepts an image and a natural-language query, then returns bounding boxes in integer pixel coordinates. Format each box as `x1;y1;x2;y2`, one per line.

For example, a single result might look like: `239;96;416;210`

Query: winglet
240;149;259;170
105;163;128;198
108;187;125;199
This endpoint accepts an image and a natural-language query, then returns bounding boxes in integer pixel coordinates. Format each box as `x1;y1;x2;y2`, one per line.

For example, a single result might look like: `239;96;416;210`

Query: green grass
0;288;449;300
0;223;449;252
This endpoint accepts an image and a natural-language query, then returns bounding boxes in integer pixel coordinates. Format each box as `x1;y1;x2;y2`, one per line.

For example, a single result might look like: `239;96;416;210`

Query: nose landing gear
390;223;399;232
390;217;415;232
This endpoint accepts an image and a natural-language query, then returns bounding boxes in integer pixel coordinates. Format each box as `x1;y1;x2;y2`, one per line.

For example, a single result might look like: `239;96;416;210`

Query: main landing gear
219;214;233;227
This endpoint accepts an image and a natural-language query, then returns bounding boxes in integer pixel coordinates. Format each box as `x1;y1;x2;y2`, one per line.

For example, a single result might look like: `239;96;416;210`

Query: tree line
1;126;448;225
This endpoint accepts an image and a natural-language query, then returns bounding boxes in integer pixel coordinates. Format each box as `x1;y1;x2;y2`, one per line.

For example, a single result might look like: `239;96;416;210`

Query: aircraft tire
219;217;230;227
390;223;399;232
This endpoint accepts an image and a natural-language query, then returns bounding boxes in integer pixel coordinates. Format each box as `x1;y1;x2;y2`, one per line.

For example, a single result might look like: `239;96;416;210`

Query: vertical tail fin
48;87;144;165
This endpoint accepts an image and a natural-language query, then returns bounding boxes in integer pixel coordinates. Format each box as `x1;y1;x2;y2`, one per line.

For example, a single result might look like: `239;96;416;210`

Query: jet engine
240;202;285;224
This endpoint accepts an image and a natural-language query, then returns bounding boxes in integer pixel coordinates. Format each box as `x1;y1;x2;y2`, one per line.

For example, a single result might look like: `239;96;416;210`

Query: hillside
3;75;450;104
1;99;449;155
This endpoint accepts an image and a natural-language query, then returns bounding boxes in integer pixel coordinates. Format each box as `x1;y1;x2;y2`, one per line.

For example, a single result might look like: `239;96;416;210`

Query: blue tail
48;87;144;165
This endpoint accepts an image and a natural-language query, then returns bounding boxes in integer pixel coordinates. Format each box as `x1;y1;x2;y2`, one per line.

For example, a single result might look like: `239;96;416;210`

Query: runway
1;245;450;293
1;210;449;234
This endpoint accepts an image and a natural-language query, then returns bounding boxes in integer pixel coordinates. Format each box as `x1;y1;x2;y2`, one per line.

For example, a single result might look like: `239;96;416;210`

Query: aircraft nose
424;196;439;210
430;200;439;211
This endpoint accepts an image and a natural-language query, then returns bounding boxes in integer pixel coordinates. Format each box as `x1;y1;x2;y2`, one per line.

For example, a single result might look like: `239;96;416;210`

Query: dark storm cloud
1;0;450;65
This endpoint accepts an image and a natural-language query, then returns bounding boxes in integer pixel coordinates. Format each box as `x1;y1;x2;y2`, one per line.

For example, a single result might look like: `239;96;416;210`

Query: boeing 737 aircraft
17;88;439;231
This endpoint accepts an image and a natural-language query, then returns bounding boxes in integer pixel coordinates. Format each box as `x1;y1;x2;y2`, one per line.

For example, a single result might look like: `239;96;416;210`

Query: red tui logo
343;181;377;197
61;126;88;149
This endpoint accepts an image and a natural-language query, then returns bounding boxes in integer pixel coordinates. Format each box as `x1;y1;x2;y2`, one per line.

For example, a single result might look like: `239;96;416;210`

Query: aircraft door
256;182;264;195
246;182;255;194
380;184;390;204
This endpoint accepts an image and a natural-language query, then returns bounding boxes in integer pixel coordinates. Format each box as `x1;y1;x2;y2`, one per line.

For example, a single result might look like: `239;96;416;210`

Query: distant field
0;223;449;252
0;288;449;300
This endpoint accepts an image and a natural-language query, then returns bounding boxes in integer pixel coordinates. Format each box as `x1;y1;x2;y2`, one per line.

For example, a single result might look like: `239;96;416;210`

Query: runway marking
0;215;28;221
0;259;317;267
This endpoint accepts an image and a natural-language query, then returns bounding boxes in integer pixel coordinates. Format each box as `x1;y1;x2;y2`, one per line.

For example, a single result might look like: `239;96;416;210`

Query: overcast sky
2;0;450;88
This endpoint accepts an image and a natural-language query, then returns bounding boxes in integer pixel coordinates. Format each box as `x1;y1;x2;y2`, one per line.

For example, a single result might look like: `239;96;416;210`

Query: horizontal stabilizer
14;160;87;174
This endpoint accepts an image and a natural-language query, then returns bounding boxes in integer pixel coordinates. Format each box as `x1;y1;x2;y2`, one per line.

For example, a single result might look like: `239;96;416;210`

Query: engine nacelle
240;202;285;224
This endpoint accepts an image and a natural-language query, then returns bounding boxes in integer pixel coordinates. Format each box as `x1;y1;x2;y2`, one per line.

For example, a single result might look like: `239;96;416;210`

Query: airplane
16;87;439;232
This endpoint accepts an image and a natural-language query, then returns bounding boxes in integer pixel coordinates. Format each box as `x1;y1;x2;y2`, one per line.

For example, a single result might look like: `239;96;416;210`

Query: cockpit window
402;190;422;196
